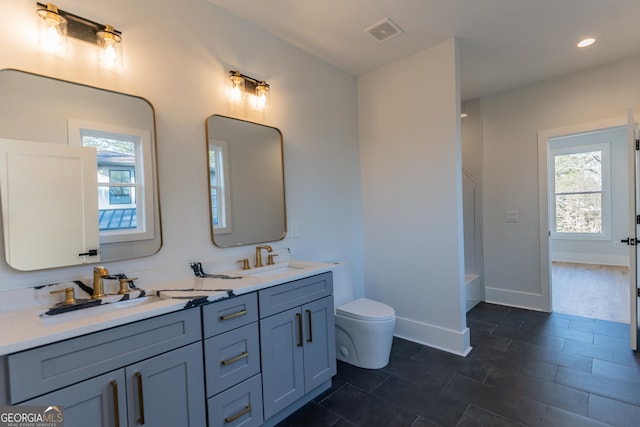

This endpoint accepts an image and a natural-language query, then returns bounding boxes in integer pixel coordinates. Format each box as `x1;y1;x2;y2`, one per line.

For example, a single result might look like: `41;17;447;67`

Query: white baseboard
551;251;628;267
484;287;548;312
394;316;471;356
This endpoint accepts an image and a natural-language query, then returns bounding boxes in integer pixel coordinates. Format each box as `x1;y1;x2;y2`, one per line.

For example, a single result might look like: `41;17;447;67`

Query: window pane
554;151;602;193
555;192;602;233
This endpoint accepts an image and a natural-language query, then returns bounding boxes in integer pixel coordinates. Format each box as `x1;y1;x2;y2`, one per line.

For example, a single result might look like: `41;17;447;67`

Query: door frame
537;116;633;312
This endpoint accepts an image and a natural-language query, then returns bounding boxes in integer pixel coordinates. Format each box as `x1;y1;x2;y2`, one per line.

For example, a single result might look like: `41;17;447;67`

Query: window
551;142;610;239
68;119;154;243
209;140;232;234
109;170;133;205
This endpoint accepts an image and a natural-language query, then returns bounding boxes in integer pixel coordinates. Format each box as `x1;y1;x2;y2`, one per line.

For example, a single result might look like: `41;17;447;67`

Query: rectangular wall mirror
0;69;162;270
206;115;286;247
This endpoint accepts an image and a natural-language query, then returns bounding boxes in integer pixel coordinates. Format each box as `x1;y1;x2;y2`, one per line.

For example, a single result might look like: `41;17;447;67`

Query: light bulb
37;3;67;52
228;72;245;102
254;82;270;109
97;25;122;68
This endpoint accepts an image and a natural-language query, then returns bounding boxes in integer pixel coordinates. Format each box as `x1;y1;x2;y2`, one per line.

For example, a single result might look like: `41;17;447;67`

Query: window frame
67;119;155;244
550;141;611;241
209;139;232;235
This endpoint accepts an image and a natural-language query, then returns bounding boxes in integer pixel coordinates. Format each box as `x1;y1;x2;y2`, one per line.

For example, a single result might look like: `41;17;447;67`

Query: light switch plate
506;210;519;222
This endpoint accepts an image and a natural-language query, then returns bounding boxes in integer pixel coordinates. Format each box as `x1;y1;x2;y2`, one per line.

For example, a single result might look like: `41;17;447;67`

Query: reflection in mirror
206;115;286;247
0;69;161;270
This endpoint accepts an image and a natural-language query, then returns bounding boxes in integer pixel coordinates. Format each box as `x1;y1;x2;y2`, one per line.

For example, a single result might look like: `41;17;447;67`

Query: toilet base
335;316;395;369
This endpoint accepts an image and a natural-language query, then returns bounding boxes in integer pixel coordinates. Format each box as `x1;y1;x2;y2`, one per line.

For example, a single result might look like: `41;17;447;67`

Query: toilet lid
336;298;395;321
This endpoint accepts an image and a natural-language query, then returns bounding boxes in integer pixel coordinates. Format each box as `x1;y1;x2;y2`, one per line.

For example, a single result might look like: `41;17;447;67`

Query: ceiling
206;0;640;101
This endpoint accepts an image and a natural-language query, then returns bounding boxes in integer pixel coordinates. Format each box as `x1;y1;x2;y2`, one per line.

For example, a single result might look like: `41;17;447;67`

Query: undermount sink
243;262;306;279
39;294;159;322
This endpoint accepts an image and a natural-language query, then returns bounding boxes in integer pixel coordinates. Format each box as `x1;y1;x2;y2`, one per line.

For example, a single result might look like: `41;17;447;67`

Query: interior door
626;109;639;350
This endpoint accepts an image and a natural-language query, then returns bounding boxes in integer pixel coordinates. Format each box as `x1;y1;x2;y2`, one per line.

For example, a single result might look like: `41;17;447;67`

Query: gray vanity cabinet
22;343;205;427
125;342;205;426
8;309;206;427
23;370;127;427
258;273;336;420
203;293;264;427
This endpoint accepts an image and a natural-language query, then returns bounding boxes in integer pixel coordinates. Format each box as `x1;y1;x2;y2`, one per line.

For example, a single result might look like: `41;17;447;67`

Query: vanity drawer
7;308;201;404
204;323;260;397
207;373;263;427
259;272;333;318
202;293;258;338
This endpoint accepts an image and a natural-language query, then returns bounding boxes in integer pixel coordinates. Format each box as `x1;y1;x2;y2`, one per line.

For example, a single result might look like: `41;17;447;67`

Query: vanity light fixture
254;81;270;109
228;71;246;102
36;2;123;67
36;3;68;52
96;24;123;67
228;70;271;109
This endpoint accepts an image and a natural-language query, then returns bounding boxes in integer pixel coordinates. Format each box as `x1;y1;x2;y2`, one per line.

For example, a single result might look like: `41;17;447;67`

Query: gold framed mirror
206;115;286;247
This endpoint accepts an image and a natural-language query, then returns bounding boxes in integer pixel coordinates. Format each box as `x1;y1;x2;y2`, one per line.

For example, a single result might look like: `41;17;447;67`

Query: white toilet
332;261;396;369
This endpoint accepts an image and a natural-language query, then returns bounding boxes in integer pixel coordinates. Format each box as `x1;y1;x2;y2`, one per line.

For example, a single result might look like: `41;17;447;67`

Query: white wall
358;39;470;355
0;0;363;295
550;127;629;266
481;55;640;310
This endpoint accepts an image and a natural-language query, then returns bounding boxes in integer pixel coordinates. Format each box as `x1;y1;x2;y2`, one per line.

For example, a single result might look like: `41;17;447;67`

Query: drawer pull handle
224;405;251;423
296;312;303;347
306;309;313;343
135;372;146;425
221;351;249;366
111;380;120;427
219;309;248;321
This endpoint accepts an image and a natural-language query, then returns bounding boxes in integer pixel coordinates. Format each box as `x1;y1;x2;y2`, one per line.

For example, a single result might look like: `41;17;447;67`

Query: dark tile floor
277;302;640;427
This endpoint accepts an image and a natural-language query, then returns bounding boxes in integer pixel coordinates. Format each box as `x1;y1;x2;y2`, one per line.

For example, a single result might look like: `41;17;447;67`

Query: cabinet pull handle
221;351;249;366
219;309;247;321
110;380;120;427
135;372;145;425
224;405;251;423
296;312;303;347
306;309;313;343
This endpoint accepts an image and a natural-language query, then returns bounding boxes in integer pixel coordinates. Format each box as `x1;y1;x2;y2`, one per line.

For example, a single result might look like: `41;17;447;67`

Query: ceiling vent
365;18;403;43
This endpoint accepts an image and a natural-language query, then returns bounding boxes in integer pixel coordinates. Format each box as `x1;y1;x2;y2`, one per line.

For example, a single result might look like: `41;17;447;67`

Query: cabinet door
302;296;337;392
126;343;206;427
23;370;126;427
260;307;304;419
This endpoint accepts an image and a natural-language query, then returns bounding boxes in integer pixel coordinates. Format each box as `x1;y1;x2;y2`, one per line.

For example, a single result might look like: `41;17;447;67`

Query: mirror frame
0;69;162;269
206;114;287;248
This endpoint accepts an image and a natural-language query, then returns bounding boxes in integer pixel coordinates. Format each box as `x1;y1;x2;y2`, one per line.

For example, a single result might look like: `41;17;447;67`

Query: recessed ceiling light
577;38;596;48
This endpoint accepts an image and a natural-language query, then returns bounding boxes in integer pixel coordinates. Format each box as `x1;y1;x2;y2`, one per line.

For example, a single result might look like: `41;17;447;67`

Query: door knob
621;238;636;246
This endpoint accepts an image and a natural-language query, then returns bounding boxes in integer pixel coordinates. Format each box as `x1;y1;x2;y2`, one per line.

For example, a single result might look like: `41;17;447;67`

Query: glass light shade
254;82;270;109
37;3;68;52
228;72;245;102
97;25;123;68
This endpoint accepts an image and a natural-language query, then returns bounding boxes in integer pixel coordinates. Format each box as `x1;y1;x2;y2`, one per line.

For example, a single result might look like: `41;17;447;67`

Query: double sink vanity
0;259;337;427
0;69;326;426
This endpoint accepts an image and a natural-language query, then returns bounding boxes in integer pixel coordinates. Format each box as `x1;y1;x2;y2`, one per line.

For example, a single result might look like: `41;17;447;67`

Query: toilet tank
331;261;354;307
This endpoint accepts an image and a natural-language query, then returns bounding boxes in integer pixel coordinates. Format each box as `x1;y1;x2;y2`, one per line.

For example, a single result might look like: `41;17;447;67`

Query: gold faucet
92;266;110;300
255;245;273;268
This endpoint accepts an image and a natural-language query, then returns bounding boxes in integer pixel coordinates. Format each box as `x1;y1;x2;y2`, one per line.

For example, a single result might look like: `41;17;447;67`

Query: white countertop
0;260;333;356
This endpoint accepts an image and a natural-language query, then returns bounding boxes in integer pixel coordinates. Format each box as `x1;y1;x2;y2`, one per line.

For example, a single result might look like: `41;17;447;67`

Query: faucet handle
237;258;251;270
118;277;139;295
50;287;77;305
267;254;279;265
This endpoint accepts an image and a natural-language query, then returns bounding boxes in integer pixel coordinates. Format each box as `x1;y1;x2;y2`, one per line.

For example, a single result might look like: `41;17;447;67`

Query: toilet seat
336;298;395;321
